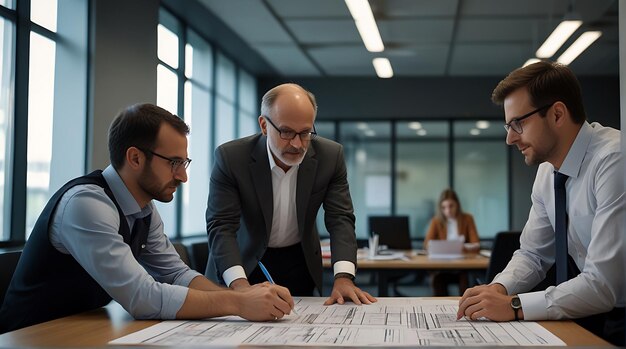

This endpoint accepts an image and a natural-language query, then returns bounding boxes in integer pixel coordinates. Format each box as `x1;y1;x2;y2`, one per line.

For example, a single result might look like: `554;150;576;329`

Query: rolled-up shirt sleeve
50;185;194;319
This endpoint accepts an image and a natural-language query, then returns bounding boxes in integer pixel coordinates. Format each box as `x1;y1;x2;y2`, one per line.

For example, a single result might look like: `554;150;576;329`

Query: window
181;29;213;237
0;15;14;240
396;121;449;238
318;119;509;242
237;69;257;137
215;53;236;146
23;0;88;238
156;10;181;236
453;121;508;239
157;9;259;237
340;122;392;239
26;32;56;236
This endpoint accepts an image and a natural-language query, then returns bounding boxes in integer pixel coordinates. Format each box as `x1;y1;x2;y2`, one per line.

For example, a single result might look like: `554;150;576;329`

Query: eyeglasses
264;116;317;141
503;103;553;134
140;148;192;172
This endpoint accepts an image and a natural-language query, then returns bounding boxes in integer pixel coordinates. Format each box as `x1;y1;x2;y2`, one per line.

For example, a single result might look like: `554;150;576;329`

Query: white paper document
109;298;565;347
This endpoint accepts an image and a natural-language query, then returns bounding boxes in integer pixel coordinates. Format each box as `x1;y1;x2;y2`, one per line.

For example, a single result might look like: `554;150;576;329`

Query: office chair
482;231;522;284
172;242;191;267
481;231;557;292
190;242;209;274
368;216;413;296
478;231;522;284
0;250;22;307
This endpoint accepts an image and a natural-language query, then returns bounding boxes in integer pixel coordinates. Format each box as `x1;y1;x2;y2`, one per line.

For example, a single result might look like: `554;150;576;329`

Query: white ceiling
197;0;618;77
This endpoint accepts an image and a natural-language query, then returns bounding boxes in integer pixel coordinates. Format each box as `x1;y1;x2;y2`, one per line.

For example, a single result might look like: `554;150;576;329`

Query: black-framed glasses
264;116;317;141
140;148;192;172
503;103;553;134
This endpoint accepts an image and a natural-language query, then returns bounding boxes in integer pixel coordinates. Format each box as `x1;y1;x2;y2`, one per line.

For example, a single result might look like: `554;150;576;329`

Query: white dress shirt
222;141;356;286
493;122;625;320
446;218;463;241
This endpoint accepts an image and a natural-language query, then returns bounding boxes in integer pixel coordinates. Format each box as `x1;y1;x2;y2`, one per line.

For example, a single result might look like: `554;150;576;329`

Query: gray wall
89;0;159;170
259;77;620;128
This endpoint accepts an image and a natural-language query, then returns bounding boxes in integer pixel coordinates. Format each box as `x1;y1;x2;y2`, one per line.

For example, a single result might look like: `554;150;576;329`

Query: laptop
368;216;412;250
427;240;464;259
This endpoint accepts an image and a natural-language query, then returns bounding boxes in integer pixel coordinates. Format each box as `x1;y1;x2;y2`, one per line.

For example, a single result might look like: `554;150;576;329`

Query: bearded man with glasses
206;83;376;306
457;61;624;345
1;104;294;334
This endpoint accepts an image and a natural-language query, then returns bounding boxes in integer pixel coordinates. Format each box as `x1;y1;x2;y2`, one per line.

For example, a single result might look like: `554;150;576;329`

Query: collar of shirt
102;165;153;219
556;121;592;179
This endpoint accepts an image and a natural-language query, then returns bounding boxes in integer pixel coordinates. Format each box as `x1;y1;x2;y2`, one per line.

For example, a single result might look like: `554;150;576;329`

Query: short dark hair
108;103;189;170
491;61;586;124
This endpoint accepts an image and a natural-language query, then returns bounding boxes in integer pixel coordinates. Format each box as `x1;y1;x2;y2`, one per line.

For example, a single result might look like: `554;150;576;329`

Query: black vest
0;170;150;333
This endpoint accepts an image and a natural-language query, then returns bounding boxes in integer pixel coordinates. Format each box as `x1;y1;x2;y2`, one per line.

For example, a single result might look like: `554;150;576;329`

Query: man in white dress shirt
457;61;624;345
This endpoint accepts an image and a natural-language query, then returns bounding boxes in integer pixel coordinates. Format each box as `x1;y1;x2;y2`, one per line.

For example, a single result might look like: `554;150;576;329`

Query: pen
257;261;298;315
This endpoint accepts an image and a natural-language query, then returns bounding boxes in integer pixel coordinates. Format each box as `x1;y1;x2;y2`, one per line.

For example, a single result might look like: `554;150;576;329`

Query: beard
522;128;558;166
271;142;307;168
138;165;181;203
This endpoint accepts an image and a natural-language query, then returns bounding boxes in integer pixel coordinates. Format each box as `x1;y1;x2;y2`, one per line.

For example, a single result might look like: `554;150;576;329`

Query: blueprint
109;298;565;347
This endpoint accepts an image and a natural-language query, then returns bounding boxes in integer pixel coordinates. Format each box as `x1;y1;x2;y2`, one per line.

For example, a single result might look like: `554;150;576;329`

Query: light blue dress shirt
493;122;625;320
49;165;201;319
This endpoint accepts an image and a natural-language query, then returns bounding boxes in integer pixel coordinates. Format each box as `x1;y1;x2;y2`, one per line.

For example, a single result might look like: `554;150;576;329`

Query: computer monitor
368;216;412;250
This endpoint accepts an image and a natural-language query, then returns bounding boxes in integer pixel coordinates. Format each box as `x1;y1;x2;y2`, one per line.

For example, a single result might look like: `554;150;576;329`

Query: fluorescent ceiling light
356;122;369;130
373;57;393;78
470;129;481;136
557;31;602;65
523;58;541;67
364;129;376;137
416;129;427;136
345;0;384;52
408;122;422;130
536;20;582;58
476;121;490;129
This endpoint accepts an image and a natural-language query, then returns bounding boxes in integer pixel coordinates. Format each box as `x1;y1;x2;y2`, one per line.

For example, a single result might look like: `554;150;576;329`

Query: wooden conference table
0;301;610;347
323;250;490;296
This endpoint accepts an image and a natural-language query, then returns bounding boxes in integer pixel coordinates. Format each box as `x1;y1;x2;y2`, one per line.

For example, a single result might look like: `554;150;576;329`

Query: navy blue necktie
554;171;569;285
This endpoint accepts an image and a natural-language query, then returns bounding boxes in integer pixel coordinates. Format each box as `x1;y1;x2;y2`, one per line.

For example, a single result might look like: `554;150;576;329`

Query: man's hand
457;283;520;321
235;282;295;321
323;277;377;305
229;278;251;291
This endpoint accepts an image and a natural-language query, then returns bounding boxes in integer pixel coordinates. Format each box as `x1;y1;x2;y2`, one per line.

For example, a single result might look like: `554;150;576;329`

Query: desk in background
0;301;610;347
323;250;489;296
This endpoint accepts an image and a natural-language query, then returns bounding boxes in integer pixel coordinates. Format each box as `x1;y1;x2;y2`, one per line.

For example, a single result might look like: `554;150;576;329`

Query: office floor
321;270;470;297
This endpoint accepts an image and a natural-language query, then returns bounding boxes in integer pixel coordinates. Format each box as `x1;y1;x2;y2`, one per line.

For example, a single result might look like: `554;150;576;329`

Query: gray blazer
205;133;357;292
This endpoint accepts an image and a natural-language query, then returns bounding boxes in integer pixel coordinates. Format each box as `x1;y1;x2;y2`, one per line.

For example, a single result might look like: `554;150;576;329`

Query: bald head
260;83;317;120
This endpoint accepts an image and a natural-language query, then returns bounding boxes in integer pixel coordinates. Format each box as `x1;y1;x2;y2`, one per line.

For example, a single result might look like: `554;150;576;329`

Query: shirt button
141;244;146;249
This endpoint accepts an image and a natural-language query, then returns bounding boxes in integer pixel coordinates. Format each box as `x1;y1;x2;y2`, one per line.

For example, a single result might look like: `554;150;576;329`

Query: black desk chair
368;216;413;296
0;250;22;306
190;242;209;274
481;231;557;292
172;242;191;267
483;231;522;284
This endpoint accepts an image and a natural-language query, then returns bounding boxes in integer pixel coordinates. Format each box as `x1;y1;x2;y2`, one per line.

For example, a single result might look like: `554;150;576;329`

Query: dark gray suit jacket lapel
249;136;273;237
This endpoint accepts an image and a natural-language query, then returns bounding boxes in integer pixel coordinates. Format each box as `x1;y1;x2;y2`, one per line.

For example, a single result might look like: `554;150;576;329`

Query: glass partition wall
316;119;508;242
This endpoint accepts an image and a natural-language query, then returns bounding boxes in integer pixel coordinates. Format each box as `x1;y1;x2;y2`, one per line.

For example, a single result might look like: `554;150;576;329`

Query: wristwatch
334;273;355;281
511;295;522;321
